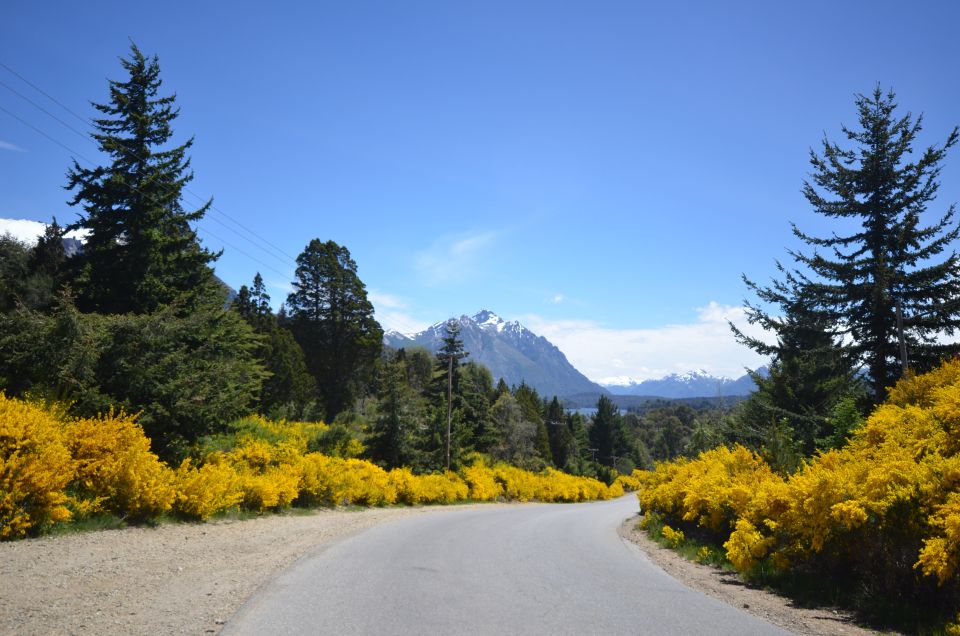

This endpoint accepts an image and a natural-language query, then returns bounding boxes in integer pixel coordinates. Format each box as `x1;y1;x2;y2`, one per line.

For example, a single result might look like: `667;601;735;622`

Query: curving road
225;496;788;635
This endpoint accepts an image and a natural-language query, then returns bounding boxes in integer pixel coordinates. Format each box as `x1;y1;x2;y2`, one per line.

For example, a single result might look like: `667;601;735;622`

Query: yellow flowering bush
0;395;74;539
639;445;781;535
415;471;470;504
66;411;176;520
461;457;503;501
173;458;243;520
493;464;540;501
614;470;644;492
661;524;685;548
638;359;960;622
0;397;632;537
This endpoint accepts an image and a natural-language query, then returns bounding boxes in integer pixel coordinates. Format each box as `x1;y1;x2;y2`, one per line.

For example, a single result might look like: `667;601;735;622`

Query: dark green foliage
489;392;540;469
0;234;32;312
0;297;265;459
286;239;382;422
233;272;315;415
66;43;218;315
545;396;575;468
789;87;960;400
368;355;421;469
734;275;864;456
513;382;551;465
0;225;66;313
588;395;621;466
459;362;497;453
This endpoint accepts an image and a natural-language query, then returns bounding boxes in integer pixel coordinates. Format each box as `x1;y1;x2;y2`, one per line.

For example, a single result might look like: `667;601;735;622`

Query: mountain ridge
383;310;608;398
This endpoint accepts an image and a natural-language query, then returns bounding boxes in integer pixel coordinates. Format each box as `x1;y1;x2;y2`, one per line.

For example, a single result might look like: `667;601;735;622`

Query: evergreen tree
66;43;218;314
286;239;382;422
232;272;315;415
434;320;469;469
368;356;420;469
545;396;574;468
233;285;252;318
788;88;960;399
460;362;496;454
589;394;621;467
250;272;271;326
514;382;551;465
734;273;863;454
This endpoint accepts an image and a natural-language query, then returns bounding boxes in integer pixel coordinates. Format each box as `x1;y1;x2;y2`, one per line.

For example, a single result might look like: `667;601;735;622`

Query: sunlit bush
461;457;503;501
0;394;74;539
173;458;242;519
638;359;960;620
66;411;176;520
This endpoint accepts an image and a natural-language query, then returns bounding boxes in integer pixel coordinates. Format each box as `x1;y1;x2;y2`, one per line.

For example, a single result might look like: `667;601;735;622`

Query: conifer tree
287;239;382;422
589;394;621;467
786;88;960;399
545;396;575;468
734;271;863;454
369;356;419;469
513;382;551;466
435;320;469;469
66;43;218;314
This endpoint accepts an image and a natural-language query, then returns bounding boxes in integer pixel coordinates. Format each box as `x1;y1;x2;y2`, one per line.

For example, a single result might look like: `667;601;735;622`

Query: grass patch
41;513;128;537
639;512;735;570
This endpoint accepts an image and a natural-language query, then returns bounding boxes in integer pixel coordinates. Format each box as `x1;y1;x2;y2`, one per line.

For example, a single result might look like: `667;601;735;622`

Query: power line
0;102;293;282
0;60;299;268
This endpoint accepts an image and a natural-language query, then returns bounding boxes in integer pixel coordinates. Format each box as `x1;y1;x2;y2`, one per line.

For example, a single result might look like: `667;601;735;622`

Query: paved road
225;496;788;635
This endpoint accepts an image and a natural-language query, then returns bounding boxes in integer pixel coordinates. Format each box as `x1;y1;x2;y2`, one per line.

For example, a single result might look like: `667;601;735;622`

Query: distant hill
384;310;607;399
563;392;748;411
600;368;766;400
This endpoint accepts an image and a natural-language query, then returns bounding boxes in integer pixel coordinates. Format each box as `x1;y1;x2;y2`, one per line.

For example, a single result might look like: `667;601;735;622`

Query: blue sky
3;1;960;381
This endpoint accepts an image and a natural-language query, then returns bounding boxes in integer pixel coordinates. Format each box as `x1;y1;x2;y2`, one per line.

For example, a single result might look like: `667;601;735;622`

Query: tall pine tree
286;239;382;422
66;43;218;314
791;88;960;399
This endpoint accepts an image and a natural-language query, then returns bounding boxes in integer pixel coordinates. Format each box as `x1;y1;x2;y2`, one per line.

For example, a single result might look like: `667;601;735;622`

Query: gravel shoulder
618;514;883;636
0;505;499;635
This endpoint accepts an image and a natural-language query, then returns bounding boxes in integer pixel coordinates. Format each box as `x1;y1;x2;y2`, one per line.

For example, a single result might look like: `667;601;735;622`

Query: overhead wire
0;60;299;270
0;102;294;282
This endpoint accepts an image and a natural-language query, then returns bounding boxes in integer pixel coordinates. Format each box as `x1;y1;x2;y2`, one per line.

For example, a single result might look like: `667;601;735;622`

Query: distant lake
567;407;627;417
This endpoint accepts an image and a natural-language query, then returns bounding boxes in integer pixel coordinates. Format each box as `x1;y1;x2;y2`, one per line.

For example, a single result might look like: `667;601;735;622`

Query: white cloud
0;140;25;152
414;230;498;285
519;301;772;382
550;294;565;304
368;291;405;310
368;289;431;334
0;218;89;245
0;218;46;244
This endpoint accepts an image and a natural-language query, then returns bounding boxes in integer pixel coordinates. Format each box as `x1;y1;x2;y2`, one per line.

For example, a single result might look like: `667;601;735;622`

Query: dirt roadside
618;514;883;636
0;505;494;635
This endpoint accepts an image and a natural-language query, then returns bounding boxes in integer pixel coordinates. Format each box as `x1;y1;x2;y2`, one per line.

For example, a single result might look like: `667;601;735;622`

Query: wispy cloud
414;230;498;285
0;140;25;152
519;301;772;382
369;289;431;334
550;294;565;304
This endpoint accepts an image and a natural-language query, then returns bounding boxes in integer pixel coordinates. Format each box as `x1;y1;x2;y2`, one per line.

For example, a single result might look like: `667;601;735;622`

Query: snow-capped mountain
600;367;766;399
383;310;606;398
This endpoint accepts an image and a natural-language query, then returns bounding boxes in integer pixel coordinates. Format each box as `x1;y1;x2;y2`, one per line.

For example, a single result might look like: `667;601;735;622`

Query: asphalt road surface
225;496;788;635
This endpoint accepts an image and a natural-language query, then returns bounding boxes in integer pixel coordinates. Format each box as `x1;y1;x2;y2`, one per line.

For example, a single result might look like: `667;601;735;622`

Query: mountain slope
601;368;766;399
384;310;606;398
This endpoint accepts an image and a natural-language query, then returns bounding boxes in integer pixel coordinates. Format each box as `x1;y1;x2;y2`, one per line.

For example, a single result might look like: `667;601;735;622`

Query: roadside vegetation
0;44;644;543
636;88;960;633
0;392;637;539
